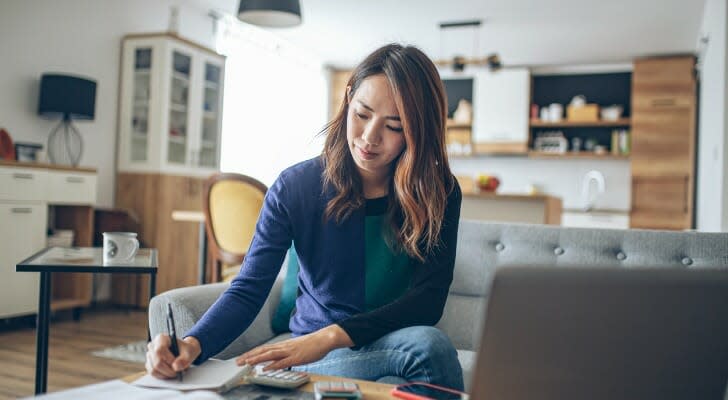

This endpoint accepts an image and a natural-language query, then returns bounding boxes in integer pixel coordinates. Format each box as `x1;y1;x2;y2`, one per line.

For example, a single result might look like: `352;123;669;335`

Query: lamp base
47;118;83;166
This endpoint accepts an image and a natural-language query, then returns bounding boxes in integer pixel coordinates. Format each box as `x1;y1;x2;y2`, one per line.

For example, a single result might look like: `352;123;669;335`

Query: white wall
0;0;218;207
451;158;631;211
696;0;728;232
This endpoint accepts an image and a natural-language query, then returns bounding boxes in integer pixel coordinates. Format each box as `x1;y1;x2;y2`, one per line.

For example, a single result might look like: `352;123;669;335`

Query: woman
146;43;464;389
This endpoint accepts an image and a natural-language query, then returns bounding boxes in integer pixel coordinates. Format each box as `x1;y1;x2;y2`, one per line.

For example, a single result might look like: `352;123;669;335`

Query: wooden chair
203;173;267;283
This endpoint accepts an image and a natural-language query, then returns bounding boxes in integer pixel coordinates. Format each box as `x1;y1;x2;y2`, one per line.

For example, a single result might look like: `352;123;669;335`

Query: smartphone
391;382;469;400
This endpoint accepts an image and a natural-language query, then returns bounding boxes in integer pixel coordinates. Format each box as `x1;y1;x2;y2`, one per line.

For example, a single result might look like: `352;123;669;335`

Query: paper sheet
23;379;223;400
134;359;251;392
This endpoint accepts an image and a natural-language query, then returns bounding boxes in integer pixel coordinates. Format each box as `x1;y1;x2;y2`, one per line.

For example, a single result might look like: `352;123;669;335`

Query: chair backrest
203;173;267;282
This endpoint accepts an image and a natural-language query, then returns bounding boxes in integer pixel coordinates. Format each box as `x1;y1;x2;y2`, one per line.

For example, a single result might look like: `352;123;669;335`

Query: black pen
166;303;183;382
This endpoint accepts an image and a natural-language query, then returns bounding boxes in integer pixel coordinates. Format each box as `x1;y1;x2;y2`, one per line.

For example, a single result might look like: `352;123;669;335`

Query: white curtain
216;17;328;186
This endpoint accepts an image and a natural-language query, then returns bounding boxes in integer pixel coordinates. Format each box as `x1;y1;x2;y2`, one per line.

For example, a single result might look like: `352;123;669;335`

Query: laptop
470;267;728;400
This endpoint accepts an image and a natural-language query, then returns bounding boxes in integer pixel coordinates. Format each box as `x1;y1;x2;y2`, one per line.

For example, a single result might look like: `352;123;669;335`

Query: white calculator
247;368;310;389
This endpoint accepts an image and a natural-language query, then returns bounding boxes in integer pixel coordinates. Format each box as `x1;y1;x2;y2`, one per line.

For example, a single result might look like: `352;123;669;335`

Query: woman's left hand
236;324;353;371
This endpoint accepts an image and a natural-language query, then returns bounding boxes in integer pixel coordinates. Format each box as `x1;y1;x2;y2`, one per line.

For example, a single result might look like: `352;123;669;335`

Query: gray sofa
149;221;728;390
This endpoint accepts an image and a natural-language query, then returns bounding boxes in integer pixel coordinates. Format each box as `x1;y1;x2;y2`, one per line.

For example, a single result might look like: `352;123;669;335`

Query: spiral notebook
133;359;252;393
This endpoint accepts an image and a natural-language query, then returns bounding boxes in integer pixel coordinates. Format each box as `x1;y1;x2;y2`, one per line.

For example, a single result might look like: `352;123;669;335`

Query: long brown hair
321;43;453;262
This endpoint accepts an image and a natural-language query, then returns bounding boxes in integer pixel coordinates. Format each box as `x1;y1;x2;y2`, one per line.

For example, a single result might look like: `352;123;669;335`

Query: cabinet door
118;38;163;172
165;46;194;166
472;68;530;152
195;56;224;169
0;203;46;317
631;106;694;176
630;175;690;230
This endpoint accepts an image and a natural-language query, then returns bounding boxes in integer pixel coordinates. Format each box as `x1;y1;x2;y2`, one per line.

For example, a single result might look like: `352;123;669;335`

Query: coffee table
123;371;397;399
16;247;158;395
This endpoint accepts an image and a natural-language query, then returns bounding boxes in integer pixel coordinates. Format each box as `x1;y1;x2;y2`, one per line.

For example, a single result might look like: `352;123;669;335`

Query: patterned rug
91;340;147;364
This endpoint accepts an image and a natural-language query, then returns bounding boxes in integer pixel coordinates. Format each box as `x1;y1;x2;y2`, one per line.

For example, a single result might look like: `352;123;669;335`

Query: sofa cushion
457;349;476;392
271;247;299;333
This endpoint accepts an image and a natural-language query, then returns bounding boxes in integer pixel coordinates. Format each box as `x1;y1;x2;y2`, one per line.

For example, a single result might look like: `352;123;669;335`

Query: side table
16;246;158;395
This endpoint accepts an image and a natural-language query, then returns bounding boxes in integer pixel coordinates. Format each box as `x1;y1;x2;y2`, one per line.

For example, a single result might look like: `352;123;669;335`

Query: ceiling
200;0;706;69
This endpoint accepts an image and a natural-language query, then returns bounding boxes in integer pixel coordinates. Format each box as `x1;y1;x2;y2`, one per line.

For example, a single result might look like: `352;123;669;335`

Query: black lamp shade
38;74;97;120
238;0;302;27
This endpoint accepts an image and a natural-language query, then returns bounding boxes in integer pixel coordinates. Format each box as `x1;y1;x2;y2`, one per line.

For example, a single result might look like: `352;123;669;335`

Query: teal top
364;213;412;311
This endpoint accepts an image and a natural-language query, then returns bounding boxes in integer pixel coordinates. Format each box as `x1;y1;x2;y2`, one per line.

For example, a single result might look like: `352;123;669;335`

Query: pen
166;303;183;382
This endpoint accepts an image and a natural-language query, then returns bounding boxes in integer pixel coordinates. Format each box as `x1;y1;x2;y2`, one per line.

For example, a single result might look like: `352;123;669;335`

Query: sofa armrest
149;278;283;360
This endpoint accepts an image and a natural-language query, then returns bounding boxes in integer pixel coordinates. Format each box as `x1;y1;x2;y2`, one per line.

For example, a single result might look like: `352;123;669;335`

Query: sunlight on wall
217;18;328;187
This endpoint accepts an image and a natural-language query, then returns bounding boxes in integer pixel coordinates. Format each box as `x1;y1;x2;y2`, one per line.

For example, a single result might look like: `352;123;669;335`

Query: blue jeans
291;326;464;391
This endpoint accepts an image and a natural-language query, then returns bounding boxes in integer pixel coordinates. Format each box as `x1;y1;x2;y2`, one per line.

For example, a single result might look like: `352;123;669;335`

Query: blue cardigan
187;157;462;363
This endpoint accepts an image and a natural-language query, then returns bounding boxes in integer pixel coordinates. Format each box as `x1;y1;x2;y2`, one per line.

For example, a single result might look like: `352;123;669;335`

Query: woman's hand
145;334;202;379
236;324;353;371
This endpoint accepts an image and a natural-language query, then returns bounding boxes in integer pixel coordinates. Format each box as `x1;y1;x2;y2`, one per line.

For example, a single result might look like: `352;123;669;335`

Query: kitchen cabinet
471;68;530;153
0;162;96;318
460;192;562;225
117;33;225;176
630;56;696;230
441;68;530;154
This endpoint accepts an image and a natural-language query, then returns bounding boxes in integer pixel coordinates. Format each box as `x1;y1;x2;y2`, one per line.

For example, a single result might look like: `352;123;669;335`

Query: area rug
91;340;147;364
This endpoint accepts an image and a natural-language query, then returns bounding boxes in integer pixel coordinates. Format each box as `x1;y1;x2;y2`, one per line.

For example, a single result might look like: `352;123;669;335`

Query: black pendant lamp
238;0;302;28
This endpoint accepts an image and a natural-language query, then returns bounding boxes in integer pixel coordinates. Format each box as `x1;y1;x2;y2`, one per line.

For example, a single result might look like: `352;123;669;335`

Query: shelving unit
528;151;630;160
530;118;631;128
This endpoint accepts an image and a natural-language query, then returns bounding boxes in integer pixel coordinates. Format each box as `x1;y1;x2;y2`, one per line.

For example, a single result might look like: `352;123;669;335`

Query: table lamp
38;73;97;166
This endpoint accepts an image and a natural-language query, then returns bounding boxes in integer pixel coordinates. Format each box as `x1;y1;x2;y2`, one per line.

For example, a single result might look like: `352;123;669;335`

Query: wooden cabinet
114;34;226;307
630;56;696;230
117;33;225;176
113;172;203;307
329;69;350;119
0;162;96;318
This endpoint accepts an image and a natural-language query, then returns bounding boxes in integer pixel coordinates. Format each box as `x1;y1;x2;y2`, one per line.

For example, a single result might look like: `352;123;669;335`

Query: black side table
16;247;158;395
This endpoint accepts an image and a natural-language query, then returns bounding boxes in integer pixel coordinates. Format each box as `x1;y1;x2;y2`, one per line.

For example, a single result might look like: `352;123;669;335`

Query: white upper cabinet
117;34;225;175
471;68;530;146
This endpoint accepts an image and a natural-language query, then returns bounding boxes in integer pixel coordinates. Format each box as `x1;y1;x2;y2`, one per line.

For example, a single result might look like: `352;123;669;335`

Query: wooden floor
0;308;148;399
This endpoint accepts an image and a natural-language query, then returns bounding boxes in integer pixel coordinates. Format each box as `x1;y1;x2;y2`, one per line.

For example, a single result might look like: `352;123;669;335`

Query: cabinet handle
651;98;676;107
12;173;34;180
11;207;32;214
66;176;85;183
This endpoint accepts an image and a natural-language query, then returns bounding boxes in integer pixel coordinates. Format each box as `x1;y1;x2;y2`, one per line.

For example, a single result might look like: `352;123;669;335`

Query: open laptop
470;267;728;400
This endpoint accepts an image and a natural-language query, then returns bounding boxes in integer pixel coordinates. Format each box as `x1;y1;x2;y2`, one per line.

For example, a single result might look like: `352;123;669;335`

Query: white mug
103;232;139;264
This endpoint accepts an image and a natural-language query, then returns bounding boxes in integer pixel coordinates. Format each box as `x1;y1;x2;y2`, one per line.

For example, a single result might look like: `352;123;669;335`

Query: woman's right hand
145;334;202;379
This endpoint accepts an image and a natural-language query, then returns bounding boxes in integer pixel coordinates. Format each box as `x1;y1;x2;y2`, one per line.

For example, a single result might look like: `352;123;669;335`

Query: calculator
313;381;362;399
247;368;310;389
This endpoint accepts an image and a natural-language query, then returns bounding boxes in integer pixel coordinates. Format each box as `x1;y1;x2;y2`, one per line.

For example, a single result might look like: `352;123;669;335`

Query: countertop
0;159;96;173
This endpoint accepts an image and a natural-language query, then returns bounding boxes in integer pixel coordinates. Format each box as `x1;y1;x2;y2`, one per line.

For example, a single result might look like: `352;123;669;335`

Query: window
217;18;328;186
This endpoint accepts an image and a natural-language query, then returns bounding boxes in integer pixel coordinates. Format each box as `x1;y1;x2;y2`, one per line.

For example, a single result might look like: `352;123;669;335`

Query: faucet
581;170;605;212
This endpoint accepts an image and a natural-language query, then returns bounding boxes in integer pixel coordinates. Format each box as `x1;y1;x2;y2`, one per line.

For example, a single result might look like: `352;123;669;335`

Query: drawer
561;212;630;230
0;167;48;201
47;171;97;205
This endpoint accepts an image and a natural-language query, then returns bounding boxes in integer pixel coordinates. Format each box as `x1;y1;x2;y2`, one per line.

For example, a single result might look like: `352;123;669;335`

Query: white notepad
133;359;252;393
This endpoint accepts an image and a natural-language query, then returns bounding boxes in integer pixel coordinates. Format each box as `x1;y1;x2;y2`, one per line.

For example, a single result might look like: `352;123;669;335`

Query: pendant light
238;0;302;28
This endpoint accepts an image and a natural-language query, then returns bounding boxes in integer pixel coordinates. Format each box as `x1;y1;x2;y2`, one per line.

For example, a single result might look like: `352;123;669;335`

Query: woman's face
346;74;406;179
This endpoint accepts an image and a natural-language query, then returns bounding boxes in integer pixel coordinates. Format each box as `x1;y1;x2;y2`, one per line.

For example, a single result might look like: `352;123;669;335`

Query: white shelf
204;81;219;90
203;111;217;119
133;99;149;107
170;103;187;112
168;135;186;144
201;140;216;148
132;132;147;140
172;72;190;83
135;68;151;75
